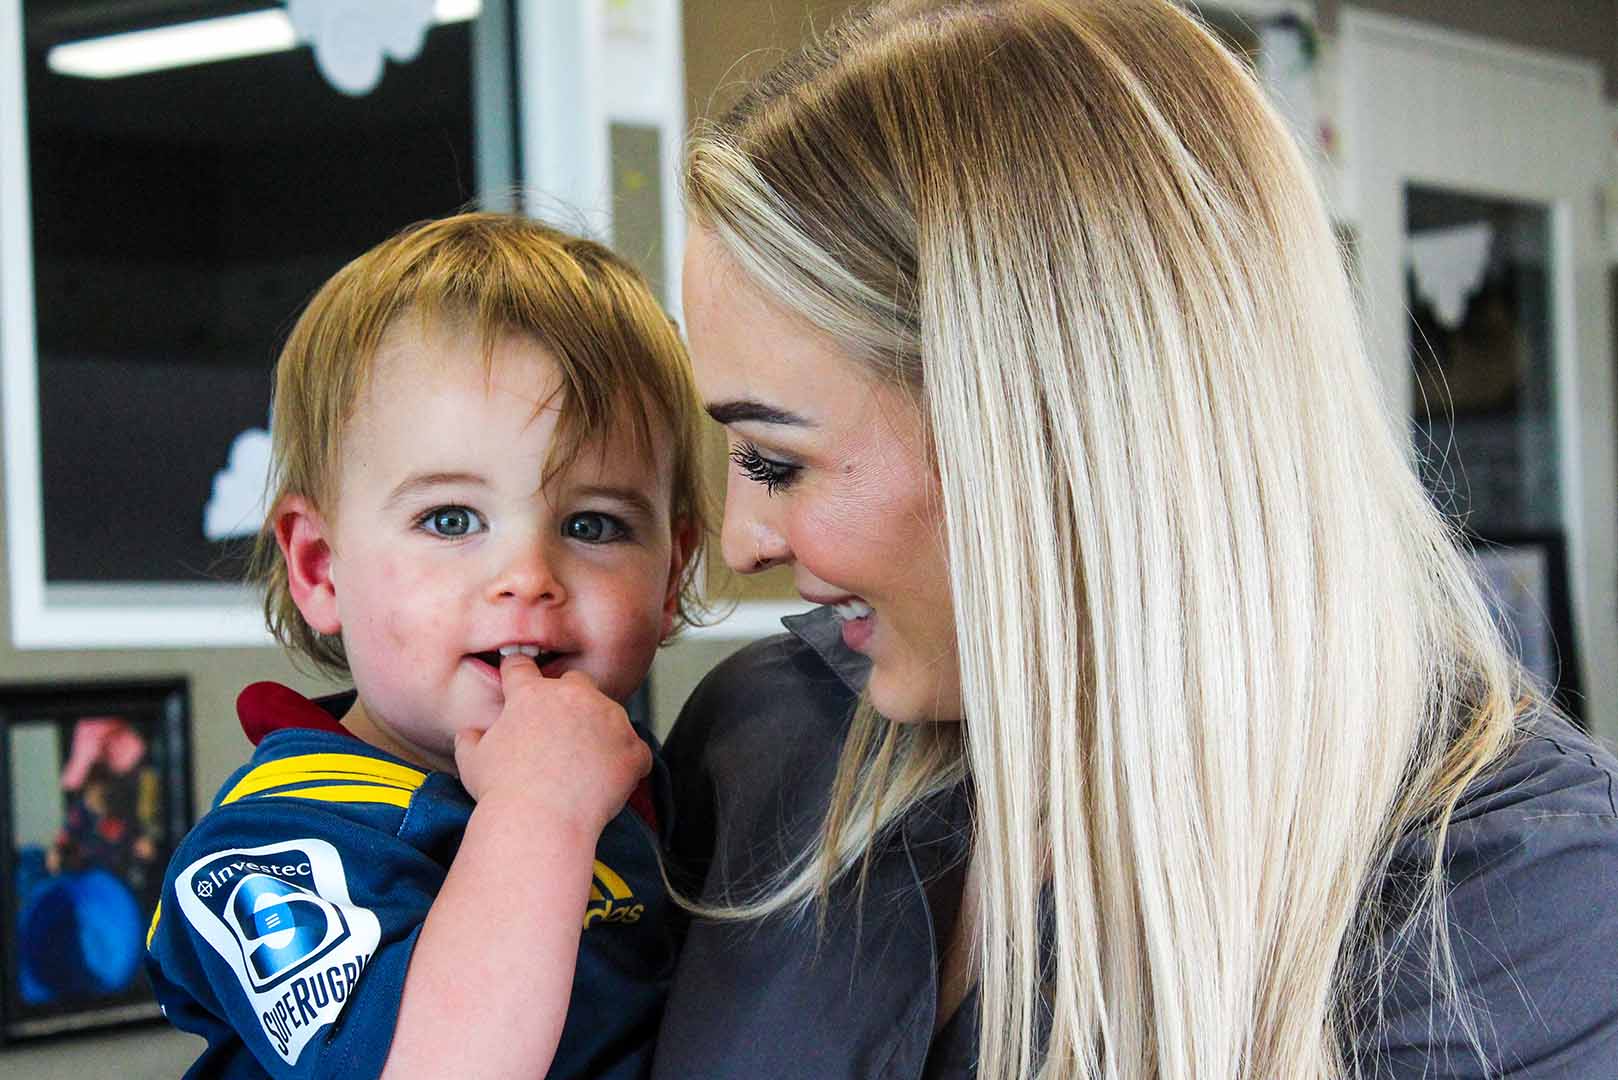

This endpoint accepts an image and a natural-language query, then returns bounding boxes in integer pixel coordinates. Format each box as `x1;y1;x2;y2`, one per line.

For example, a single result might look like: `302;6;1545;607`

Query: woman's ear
275;495;342;635
660;517;701;639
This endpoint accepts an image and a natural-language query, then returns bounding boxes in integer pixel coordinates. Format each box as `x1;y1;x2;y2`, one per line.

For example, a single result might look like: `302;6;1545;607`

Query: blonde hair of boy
253;212;711;675
684;1;1533;1076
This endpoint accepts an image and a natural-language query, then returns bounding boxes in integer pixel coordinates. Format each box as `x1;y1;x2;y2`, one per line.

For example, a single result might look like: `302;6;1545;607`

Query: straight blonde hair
253;212;711;673
684;2;1530;1076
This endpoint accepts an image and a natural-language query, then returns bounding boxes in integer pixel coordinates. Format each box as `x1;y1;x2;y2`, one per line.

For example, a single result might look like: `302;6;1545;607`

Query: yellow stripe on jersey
222;770;419;805
221;752;426;806
231;751;426;787
146;898;162;949
264;784;415;809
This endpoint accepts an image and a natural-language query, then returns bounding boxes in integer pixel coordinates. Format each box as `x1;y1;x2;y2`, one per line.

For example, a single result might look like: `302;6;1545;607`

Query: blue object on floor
18;868;143;1003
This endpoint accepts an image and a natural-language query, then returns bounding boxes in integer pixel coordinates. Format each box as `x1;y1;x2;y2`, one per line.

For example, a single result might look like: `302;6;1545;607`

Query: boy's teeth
497;644;543;657
833;600;873;621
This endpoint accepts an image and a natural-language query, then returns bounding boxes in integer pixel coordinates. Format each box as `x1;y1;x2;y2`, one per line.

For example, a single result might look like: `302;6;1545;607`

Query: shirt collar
781;604;872;695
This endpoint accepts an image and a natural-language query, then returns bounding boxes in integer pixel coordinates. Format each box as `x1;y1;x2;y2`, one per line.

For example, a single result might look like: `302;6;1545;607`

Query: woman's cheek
792;494;884;572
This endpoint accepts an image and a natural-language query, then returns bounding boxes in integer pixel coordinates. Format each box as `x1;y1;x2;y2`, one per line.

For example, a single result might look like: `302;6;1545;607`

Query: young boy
144;213;707;1079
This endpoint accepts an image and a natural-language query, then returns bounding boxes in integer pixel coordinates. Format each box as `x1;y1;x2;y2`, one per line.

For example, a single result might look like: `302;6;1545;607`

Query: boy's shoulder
151;681;474;992
202;681;469;830
213;726;437;818
145;688;474;1077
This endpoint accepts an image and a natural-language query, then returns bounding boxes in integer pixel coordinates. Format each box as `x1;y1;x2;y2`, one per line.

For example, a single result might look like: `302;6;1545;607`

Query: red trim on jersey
626;782;657;833
237;681;355;745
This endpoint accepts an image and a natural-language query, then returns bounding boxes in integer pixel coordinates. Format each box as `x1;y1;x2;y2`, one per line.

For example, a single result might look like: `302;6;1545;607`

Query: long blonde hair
685;1;1530;1076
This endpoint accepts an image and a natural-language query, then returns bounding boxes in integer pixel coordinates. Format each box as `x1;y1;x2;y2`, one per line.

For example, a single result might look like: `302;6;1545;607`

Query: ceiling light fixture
46;0;481;80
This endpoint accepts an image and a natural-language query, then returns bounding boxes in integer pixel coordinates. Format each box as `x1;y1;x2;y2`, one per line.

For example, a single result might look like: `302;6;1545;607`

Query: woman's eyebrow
706;400;814;427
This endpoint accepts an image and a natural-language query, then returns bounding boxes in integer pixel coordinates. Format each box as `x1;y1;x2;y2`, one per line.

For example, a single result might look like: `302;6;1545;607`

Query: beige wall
684;0;860;122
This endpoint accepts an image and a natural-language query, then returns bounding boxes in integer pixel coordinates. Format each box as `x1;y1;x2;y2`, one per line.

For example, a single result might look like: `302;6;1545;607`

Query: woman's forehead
685;234;857;393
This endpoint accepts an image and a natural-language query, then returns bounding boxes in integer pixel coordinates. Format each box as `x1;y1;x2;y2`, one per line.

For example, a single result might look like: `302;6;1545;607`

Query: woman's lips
840;614;874;652
831;600;875;652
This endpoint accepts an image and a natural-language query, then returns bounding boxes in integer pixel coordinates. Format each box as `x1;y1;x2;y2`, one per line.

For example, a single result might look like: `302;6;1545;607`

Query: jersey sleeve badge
175;837;381;1067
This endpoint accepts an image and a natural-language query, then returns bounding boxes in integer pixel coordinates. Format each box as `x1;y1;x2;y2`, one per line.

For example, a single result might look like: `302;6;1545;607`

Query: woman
655;1;1618;1076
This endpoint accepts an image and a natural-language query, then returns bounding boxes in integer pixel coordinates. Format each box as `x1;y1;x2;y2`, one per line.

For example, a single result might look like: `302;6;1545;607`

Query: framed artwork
0;678;190;1041
1466;531;1583;724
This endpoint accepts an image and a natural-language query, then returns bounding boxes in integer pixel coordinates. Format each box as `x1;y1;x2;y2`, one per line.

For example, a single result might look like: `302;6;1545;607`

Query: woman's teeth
833;599;873;621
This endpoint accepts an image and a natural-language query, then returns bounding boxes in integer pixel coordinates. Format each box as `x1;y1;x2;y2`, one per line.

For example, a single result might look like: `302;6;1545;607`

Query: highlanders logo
176;839;380;1066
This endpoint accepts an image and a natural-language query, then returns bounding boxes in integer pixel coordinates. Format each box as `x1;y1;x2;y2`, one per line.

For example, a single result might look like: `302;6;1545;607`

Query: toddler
145;212;706;1079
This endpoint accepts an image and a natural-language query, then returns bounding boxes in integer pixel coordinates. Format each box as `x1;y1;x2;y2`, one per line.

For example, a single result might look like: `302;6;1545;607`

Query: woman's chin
867;667;964;726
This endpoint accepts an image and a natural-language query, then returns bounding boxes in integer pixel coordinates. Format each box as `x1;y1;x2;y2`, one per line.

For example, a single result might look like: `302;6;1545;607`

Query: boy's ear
660;517;700;639
275;495;342;636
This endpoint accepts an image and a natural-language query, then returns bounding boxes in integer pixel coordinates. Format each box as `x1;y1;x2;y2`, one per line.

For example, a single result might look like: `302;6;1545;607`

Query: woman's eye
564;512;627;544
730;441;800;495
419;506;485;538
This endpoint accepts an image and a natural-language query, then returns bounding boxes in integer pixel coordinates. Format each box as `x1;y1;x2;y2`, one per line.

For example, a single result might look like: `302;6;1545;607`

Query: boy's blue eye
564;512;626;544
420;506;485;537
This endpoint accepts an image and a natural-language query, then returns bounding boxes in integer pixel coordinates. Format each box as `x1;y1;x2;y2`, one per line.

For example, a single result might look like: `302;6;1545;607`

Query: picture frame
0;677;191;1041
1465;531;1583;725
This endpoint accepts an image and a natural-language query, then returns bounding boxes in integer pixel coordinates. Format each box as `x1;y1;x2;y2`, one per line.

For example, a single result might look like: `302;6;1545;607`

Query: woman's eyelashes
417;505;486;538
730;440;800;495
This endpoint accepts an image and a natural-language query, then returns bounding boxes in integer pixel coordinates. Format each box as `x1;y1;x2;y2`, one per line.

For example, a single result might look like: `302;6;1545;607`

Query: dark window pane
24;3;480;583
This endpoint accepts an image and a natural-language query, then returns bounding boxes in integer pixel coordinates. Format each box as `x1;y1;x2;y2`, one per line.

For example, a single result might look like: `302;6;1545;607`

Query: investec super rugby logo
584;859;644;927
176;838;380;1066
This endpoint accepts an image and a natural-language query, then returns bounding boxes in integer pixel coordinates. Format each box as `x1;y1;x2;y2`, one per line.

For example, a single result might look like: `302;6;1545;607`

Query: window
1;0;687;648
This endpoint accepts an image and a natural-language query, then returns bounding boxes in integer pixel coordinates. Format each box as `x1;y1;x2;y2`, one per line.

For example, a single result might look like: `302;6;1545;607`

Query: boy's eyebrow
384;471;488;506
705;400;813;427
572;484;658;520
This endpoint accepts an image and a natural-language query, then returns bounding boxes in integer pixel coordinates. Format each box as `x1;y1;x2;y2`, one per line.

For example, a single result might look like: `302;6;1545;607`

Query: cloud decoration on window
285;0;436;97
204;426;273;542
1407;222;1495;331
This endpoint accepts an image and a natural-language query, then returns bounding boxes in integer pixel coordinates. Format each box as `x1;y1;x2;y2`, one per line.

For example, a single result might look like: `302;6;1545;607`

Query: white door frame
1342;8;1618;742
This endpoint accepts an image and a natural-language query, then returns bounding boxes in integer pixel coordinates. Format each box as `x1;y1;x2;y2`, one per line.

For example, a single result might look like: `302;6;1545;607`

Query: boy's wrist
466;786;613;849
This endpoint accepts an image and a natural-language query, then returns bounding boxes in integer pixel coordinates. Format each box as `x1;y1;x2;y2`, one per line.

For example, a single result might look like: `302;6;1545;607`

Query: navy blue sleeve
145;797;447;1079
1366;723;1618;1078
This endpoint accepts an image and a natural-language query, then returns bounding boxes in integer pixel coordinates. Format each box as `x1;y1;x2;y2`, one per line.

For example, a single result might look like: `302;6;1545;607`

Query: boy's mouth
468;645;567;670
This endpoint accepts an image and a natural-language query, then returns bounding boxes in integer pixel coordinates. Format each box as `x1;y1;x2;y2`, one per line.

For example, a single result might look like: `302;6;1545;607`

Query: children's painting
0;679;190;1040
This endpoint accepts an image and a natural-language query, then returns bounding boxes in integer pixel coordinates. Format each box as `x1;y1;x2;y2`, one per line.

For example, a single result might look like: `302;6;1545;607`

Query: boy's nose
488;546;566;606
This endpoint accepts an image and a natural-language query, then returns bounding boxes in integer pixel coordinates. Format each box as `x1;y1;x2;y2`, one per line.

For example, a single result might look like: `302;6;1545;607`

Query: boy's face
285;319;688;769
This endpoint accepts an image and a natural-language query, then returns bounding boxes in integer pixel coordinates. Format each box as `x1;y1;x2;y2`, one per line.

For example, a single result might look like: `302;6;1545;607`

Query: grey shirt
653;608;1618;1078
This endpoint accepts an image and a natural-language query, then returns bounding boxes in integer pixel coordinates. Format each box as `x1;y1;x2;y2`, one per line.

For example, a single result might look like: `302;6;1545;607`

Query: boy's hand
452;655;652;836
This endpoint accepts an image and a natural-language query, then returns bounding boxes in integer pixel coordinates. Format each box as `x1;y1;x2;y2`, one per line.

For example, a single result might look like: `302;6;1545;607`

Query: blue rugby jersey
145;683;674;1079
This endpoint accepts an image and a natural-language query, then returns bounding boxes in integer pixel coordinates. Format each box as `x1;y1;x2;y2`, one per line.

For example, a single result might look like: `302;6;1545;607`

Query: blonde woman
653;1;1618;1077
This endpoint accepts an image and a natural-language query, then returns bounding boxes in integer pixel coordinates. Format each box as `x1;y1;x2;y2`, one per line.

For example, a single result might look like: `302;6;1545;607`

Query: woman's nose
721;476;791;574
487;542;567;605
